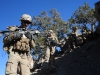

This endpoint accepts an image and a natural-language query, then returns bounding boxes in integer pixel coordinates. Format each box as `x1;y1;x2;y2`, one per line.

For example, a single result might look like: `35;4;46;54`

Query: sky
0;0;99;75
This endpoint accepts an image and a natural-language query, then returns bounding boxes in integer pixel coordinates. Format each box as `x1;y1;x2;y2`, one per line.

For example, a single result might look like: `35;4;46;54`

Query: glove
13;32;22;39
5;32;21;42
25;32;34;40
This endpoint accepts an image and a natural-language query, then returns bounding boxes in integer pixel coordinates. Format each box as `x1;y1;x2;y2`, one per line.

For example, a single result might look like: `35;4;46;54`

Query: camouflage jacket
45;34;59;46
3;26;36;52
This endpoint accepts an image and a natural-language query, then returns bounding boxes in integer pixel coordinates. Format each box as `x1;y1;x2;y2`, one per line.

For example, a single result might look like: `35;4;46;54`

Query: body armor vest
13;37;30;51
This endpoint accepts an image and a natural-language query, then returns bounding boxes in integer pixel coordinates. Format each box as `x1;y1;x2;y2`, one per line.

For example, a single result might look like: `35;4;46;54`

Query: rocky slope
32;36;100;75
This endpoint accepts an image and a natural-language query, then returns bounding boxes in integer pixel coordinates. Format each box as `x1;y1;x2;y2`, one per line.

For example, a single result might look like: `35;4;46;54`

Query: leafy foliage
68;2;97;32
30;2;98;55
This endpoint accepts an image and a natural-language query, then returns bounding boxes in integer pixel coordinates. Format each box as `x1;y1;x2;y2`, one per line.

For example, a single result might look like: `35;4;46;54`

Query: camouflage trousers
5;51;30;75
44;46;56;67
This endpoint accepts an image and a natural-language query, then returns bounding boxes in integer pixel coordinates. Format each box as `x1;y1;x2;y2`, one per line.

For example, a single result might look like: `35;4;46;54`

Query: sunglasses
23;21;30;24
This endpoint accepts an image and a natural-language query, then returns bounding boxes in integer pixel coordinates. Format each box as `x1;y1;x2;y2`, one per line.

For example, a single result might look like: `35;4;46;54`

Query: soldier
72;26;78;36
68;26;78;50
42;30;59;71
3;14;35;75
68;34;75;51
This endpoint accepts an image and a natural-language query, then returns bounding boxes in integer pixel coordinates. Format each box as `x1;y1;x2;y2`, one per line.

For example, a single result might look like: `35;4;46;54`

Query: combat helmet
48;30;53;33
20;14;32;23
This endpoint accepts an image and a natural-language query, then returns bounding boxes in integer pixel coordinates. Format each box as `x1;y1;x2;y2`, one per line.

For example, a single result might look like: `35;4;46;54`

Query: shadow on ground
32;37;100;75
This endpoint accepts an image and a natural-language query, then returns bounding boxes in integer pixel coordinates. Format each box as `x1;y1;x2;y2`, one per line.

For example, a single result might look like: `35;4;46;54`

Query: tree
68;2;97;33
32;9;69;39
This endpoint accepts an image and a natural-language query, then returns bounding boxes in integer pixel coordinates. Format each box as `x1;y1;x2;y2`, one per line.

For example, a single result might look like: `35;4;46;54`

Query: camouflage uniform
68;34;76;50
43;30;59;69
38;30;59;75
3;14;35;75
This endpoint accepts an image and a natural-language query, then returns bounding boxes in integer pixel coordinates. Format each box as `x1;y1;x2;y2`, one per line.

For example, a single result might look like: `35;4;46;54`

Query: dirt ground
32;37;100;75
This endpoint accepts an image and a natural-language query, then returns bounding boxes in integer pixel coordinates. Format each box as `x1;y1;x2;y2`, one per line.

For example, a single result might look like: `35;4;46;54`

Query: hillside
32;36;100;75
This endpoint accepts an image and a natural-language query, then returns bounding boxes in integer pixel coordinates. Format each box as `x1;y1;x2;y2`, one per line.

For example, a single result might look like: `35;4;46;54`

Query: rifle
0;27;40;38
45;37;57;46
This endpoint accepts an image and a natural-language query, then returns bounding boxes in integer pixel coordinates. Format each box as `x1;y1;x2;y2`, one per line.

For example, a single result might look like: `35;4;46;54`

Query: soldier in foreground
3;14;35;75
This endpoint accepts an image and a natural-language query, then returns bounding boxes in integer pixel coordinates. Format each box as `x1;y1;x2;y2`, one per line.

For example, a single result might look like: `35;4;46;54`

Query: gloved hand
13;32;22;39
25;32;34;40
6;32;22;42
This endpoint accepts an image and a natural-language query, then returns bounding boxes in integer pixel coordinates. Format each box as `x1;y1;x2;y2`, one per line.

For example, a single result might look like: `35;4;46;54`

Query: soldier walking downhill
3;14;35;75
43;30;59;71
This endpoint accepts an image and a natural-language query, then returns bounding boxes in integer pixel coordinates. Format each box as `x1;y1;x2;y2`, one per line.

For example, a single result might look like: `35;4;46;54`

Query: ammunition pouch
3;44;14;54
3;35;12;44
13;37;30;51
